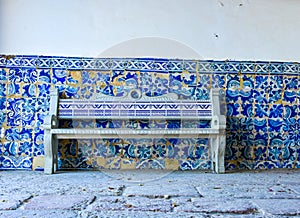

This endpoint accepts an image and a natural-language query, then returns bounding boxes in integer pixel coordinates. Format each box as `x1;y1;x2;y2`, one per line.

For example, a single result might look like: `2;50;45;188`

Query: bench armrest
211;115;226;130
44;114;58;130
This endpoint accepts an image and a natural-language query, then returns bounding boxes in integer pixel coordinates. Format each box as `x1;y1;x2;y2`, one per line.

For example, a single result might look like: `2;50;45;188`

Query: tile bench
43;89;226;174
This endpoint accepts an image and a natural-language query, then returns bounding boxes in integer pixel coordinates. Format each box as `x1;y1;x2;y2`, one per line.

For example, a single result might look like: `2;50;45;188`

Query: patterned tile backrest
58;89;213;119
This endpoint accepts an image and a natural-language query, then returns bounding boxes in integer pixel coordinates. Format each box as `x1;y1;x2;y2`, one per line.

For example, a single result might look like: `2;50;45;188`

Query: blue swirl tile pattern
0;54;299;171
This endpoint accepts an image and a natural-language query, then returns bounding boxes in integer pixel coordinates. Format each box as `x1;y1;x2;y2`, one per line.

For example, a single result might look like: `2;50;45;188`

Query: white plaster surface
0;0;299;61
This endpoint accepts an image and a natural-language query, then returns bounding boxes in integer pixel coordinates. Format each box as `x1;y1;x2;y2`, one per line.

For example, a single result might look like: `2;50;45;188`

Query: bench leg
211;135;226;173
44;130;55;174
52;135;58;173
217;135;226;173
210;138;216;172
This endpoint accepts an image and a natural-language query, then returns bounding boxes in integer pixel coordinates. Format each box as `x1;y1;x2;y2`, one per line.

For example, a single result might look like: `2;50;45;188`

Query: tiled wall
0;55;299;171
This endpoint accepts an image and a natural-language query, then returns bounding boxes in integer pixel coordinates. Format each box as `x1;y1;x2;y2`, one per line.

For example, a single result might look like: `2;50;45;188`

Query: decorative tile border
1;55;299;75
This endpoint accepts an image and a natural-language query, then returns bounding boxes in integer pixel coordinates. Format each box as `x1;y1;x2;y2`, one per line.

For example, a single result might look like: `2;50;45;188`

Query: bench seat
51;128;221;139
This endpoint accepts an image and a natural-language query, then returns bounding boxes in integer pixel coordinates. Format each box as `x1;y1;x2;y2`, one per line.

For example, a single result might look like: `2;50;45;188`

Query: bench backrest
50;89;222;121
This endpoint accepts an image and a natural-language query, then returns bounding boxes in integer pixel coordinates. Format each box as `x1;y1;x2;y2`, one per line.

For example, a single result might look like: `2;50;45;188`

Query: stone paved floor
0;169;299;217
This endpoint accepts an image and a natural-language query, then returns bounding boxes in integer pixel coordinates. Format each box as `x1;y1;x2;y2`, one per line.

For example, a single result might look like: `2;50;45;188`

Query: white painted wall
0;0;300;61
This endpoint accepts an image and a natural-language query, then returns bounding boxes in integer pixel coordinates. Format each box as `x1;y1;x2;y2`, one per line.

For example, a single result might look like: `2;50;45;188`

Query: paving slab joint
82;196;97;210
18;195;34;210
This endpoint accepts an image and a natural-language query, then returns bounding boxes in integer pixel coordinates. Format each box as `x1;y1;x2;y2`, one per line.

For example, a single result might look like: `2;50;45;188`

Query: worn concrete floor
0;169;299;217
